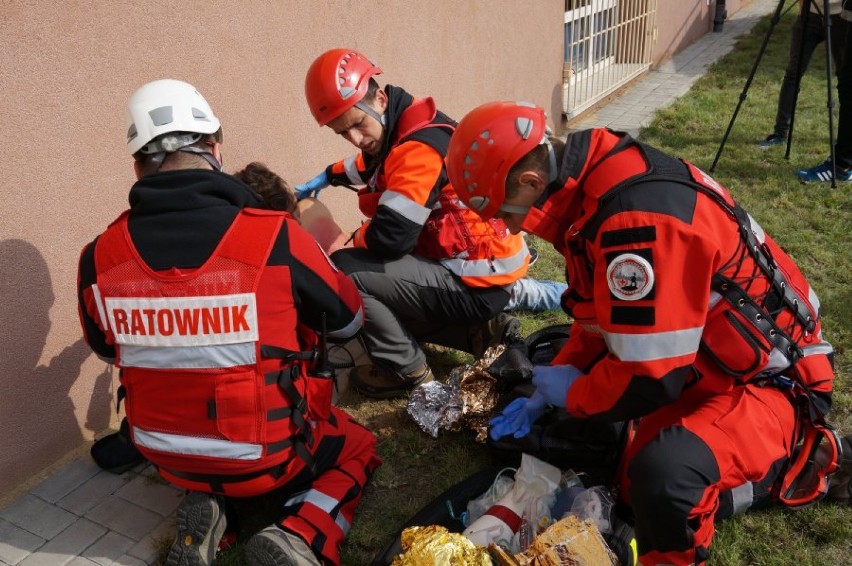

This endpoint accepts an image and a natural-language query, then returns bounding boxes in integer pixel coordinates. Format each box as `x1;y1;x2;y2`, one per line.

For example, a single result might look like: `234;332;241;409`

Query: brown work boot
827;435;852;504
469;313;522;359
350;364;434;399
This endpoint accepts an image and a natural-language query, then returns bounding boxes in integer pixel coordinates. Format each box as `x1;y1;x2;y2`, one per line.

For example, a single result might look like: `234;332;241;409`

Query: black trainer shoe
757;132;787;150
244;525;321;566
166;492;227;566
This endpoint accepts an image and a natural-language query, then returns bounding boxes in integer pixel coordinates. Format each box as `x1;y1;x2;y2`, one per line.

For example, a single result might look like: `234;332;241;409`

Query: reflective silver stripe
133;426;262;460
808;285;821;315
284;489;349;534
750;335;832;378
378;191;431;225
761;347;793;375
730;482;754;515
801;340;834;357
343;155;361;185
746;213;766;244
600;327;703;362
708;290;723;309
119;342;256;368
441;244;529;278
336;513;351;535
91;284;110;331
328;307;363;341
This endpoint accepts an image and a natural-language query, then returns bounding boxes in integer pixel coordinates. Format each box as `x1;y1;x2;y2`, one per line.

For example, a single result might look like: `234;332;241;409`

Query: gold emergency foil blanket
391;525;492;566
452;344;504;442
488;516;619;566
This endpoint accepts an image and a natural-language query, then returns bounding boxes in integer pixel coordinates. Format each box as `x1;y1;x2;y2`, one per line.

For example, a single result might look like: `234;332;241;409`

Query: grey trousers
330;248;511;375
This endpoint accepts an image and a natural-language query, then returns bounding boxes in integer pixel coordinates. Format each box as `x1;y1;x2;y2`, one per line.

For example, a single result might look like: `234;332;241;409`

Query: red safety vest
93;209;328;496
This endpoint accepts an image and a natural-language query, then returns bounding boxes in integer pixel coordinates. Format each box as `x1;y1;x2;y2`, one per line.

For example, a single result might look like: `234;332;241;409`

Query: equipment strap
270;365;317;475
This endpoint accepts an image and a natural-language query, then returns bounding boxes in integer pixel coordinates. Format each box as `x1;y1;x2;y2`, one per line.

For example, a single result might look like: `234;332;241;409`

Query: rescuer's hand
531;364;582;408
295;171;330;200
489;391;547;440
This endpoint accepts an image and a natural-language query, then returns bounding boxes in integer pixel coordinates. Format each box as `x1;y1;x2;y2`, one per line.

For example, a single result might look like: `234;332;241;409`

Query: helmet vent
191;108;211;121
149;106;173;127
339;86;356;99
515;117;533;139
127;124;138;142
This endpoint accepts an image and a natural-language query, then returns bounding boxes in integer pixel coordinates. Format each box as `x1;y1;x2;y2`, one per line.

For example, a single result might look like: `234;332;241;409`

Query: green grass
156;10;850;565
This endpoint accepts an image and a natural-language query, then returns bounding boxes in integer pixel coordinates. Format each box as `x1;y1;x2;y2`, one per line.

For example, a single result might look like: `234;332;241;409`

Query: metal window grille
564;0;657;119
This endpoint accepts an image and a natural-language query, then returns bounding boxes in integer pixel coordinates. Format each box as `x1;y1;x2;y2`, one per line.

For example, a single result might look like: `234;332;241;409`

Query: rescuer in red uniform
445;101;849;565
77;79;380;566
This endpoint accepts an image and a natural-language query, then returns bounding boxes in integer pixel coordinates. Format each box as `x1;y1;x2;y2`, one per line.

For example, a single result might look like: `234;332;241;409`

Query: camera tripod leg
711;0;795;173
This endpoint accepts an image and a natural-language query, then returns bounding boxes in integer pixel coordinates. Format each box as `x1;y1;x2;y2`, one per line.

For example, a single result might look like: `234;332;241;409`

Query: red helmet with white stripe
305;48;383;126
446;101;550;219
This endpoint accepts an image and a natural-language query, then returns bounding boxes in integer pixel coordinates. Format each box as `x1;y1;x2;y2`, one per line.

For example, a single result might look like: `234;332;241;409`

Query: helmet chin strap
141;146;222;177
498;137;559;215
355;101;386;126
178;145;223;171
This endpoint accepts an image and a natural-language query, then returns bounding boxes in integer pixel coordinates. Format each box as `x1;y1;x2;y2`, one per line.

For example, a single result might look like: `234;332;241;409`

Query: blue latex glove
489;391;547;440
295;170;330;200
531;364;582;408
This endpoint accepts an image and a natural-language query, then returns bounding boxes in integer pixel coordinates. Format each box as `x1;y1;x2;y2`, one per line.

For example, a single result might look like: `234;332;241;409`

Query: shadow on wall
0;239;113;494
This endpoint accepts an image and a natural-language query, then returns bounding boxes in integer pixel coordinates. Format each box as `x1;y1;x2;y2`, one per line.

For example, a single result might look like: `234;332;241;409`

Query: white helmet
125;79;221;156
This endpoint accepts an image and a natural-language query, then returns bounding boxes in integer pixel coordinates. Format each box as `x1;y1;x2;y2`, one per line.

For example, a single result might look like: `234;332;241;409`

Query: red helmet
446;101;549;219
305;48;383;126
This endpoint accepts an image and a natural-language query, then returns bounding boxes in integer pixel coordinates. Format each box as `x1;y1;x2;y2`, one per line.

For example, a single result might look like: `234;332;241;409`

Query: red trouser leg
277;407;381;565
621;385;795;565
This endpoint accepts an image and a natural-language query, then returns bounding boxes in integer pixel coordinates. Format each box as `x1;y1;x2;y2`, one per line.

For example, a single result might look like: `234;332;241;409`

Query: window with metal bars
563;0;657;119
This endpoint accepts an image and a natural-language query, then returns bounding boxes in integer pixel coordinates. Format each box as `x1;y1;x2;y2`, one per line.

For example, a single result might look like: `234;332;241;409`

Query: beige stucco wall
653;0;745;65
0;1;564;497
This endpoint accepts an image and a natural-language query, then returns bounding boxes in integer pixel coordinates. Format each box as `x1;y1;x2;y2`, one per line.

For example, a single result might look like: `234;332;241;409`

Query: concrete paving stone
126;517;173;565
84;496;162;542
114;474;182;517
57;471;133;516
80;531;135;565
0;495;77;540
18;519;106;566
593;110;627;121
111;556;148;566
30;459;100;504
65;558;100;566
0;518;45;565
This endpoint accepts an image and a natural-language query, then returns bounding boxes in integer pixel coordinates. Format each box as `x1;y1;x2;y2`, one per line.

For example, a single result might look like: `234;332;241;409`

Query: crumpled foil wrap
488;516;619;566
391;525;492;566
407;345;504;441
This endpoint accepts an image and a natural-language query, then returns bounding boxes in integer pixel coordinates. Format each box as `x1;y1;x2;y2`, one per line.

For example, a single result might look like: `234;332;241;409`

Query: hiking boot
349;363;433;399
796;159;852;183
90;417;146;474
470;313;522;359
166;492;227;566
757;132;787;150
244;525;321;566
827;435;852;504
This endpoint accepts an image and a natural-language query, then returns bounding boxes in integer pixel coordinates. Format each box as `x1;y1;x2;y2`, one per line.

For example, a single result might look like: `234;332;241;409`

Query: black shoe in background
90;417;146;474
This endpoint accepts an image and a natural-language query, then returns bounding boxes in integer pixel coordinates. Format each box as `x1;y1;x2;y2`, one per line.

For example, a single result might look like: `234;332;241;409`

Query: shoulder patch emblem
606;253;654;301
